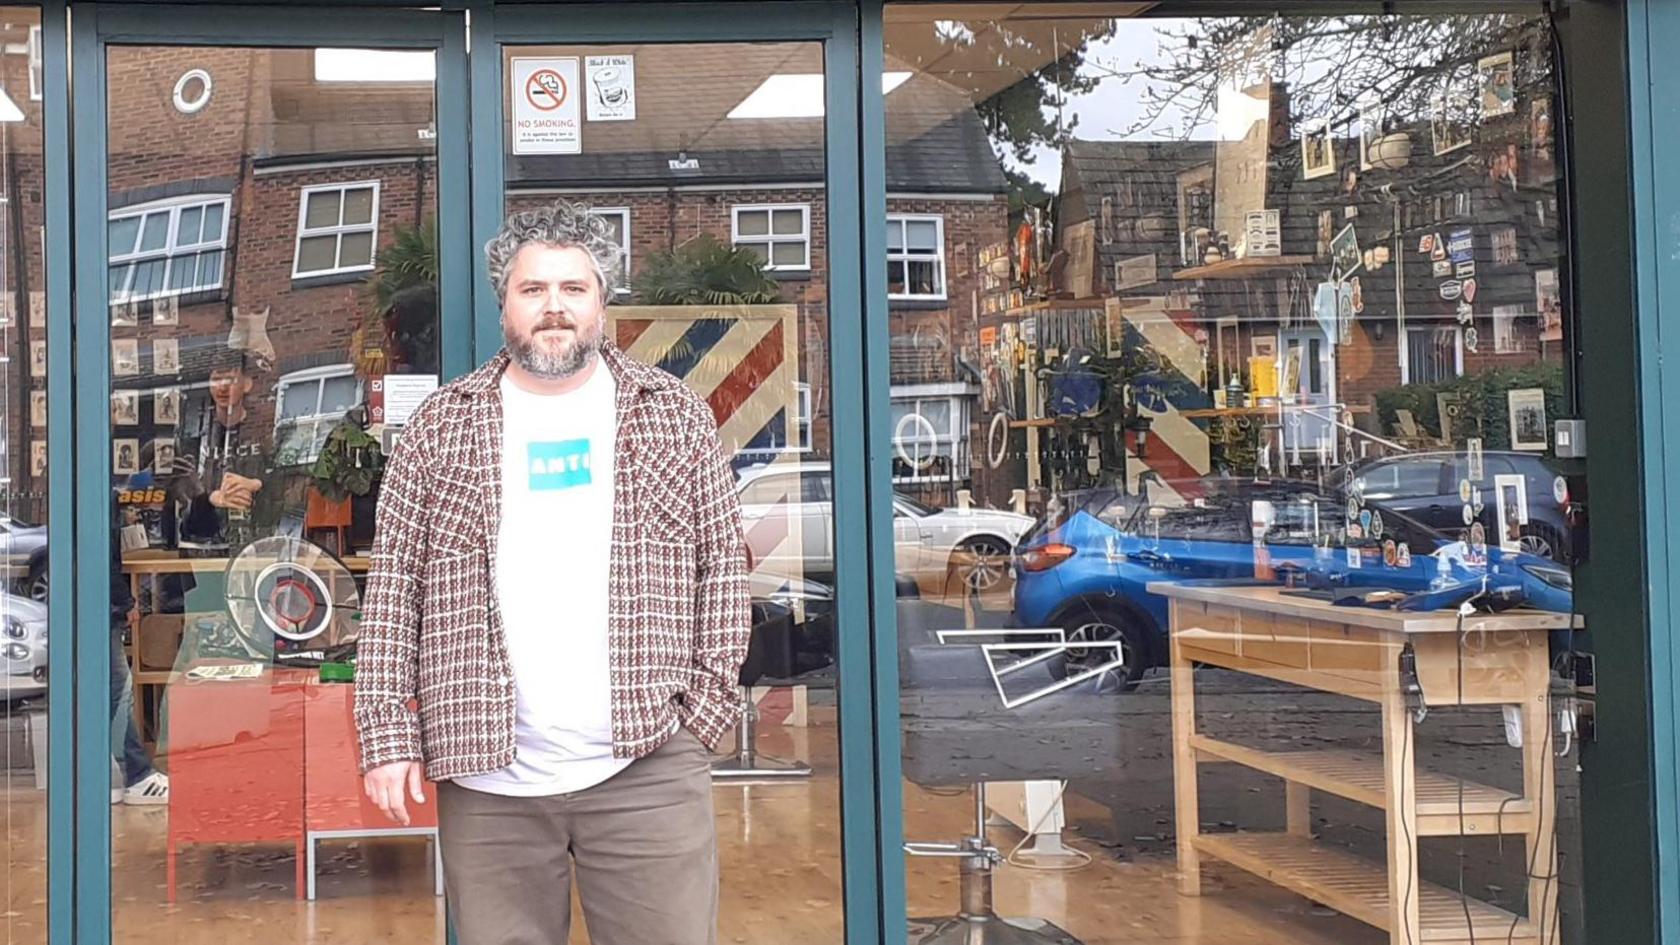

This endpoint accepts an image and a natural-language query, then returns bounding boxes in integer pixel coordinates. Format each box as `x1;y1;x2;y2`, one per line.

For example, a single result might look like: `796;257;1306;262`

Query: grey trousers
437;727;719;945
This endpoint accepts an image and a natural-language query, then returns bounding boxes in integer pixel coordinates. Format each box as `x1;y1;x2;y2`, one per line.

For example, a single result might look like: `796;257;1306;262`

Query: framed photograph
1507;387;1549;451
111;389;139;426
110;299;137;328
28;290;44;328
113;438;139;476
1251;335;1277;360
31;442;46;478
1431;90;1474;156
30;340;46;377
29;390;45;430
1478;51;1516;118
1300;120;1335;180
1330;224;1362;282
1281;347;1303;401
1356;100;1383;171
152;438;177;474
1536;268;1562;342
1493;472;1530;552
1492;304;1523;354
1491;226;1520;265
1316;209;1335;258
152;296;179;326
153;338;180;375
154;387;181;425
112;339;139;377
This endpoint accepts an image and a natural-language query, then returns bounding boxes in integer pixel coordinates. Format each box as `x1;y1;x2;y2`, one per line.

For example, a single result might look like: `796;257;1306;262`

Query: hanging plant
310;420;385;501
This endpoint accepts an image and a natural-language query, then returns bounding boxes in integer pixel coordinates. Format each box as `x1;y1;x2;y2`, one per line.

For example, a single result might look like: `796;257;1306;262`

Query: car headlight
3;643;28;661
1522;562;1573;591
2;617;25;640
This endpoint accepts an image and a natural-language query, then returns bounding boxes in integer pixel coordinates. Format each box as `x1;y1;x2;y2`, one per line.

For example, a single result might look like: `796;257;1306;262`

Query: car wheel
1047;606;1148;692
25;562;46;603
1517;525;1565;563
954;536;1012;592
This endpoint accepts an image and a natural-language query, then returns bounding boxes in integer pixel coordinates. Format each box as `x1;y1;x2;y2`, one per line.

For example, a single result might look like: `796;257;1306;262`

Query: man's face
501;243;607;380
209;368;250;412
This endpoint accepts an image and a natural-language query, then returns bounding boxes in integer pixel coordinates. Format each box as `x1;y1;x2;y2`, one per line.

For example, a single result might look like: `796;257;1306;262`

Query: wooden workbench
1151;580;1570;945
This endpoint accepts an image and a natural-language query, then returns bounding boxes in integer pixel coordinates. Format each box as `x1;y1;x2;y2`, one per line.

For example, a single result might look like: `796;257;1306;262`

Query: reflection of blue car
1012;485;1575;688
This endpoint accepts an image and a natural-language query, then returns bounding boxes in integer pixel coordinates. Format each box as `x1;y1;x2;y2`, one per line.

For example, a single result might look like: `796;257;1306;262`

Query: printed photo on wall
30;391;45;430
1356;101;1383;171
28;291;44;328
1492;226;1520;265
152;439;176;474
1478;51;1516;118
1300;120;1335;180
113;438;139;476
153;338;180;375
152;295;179;326
31;442;46;477
1492;305;1524;354
30;340;46;377
111;338;139;377
154;387;181;425
110;299;137;328
1316;210;1335;258
111;389;139;427
1507;387;1549;451
1493;472;1530;552
1431;91;1474;155
1536;268;1563;342
1330;224;1362;281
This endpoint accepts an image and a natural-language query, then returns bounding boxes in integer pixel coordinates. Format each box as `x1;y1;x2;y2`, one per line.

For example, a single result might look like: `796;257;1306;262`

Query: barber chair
712;597;821;780
898;599;1125;945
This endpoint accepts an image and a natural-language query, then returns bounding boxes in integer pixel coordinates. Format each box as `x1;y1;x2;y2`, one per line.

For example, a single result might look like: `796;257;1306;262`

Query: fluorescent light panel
728;72;911;119
314;49;436;83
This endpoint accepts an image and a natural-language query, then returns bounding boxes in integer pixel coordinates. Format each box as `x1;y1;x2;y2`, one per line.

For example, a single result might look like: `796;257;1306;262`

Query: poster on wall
1329;225;1361;282
510;57;582;155
1536;268;1562;342
1492;304;1523;353
1507;388;1549;451
1478;51;1516;118
1115;254;1158;291
1493;472;1530;552
584;55;636;122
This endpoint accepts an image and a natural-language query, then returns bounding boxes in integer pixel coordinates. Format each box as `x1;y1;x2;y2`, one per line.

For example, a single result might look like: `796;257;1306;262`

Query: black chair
899;599;1123;945
712;599;815;780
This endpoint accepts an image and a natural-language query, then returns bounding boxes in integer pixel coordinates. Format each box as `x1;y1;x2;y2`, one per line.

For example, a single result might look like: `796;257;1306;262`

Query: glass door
468;5;871;943
71;7;470;944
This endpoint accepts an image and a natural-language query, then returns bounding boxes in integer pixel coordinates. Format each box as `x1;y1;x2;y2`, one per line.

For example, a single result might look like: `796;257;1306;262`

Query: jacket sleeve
353;407;434;774
678;397;752;748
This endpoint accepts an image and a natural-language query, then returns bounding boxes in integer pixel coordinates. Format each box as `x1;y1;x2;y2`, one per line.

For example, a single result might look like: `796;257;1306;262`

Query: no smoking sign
511;57;581;155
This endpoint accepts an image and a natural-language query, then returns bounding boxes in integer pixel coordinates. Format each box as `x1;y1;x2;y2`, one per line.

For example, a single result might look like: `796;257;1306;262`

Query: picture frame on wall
1431;90;1474;155
113;438;140;476
1356;100;1383;171
1300;120;1335;180
1507;387;1549;451
1478;51;1516;118
154;387;181;425
31;442;46;478
30;340;46;377
112;339;139;377
111;389;139;427
30;390;45;430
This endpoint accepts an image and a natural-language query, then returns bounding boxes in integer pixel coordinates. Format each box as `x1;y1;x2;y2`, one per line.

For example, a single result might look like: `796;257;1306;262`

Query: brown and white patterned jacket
353;342;752;780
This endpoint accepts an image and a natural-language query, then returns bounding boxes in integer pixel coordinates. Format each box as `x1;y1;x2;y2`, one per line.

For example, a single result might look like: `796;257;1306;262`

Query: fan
225;536;361;659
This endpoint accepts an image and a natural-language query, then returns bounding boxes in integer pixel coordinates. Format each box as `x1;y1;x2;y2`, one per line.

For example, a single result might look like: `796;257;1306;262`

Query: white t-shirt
454;361;630;796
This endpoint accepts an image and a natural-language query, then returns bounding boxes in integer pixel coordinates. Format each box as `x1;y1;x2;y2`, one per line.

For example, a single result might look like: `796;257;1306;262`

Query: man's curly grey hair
485;201;625;301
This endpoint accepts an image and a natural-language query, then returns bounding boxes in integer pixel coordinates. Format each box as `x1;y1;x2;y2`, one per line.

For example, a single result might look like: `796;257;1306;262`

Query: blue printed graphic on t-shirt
527;439;592;491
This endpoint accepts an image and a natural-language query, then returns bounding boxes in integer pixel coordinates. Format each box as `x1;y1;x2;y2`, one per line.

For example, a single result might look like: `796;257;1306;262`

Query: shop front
3;0;1677;943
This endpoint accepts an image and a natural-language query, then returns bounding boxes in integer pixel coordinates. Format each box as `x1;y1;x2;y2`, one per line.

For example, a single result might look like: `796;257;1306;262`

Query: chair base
710;754;812;780
908;914;1083;945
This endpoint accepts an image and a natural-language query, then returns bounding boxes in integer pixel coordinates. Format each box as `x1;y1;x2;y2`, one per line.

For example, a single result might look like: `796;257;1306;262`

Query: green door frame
465;5;888;941
67;7;473;942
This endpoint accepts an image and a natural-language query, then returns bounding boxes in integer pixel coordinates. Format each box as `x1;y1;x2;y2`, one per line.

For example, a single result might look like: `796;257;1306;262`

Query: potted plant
309;411;385;554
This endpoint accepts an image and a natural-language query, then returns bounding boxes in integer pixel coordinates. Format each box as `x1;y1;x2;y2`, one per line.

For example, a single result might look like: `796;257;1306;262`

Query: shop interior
1;4;1590;945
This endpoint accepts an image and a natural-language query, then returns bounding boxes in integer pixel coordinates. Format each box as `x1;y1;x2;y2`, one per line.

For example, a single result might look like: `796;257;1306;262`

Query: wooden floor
2;713;1385;945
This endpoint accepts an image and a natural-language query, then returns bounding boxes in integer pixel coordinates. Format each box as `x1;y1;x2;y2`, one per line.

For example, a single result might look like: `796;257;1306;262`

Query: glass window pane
771;208;804;235
887;260;907;295
342;187;375;225
771;241;804;267
203;201;226;241
279;379;319;419
176;206;203;245
195;249;225;289
320;374;359;414
736;210;769;237
338;231;374;268
886;219;905;252
304;189;341;229
109;215;141;255
166;256;194;291
906;259;939;295
128;259;166;297
739;241;769;263
137;211;169;252
296;234;337;273
905;219;938;252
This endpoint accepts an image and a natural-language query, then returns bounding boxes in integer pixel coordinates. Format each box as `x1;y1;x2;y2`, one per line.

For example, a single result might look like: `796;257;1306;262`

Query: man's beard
506;314;604;380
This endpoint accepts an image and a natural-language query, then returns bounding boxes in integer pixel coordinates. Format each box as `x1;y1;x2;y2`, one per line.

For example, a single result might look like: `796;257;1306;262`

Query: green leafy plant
631;234;781;306
1372;362;1565;454
366;219;439;315
310;421;385;501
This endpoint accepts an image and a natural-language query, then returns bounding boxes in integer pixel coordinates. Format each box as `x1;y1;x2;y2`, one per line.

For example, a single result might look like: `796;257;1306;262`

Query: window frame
1400;324;1466;384
889;392;968;484
107;193;233;304
731;203;812;272
588;206;632;296
886;212;947;301
291;180;382;279
272;363;362;465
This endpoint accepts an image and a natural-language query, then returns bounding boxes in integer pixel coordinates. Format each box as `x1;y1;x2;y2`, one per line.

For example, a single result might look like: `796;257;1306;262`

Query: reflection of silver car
735;462;1034;591
0;594;48;703
0;517;48;602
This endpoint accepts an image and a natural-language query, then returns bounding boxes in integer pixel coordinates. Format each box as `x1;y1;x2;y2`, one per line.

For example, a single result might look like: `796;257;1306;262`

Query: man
354;202;751;945
177;348;271;552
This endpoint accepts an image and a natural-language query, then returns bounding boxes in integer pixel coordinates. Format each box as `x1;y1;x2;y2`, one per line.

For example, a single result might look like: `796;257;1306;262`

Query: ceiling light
314;49;436;83
728;72;911;119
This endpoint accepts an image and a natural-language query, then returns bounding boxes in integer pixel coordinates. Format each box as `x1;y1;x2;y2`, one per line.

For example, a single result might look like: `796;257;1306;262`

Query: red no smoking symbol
525;69;567;111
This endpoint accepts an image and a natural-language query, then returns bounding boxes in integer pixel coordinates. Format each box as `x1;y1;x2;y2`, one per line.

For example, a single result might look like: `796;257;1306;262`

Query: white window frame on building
732;203;811;271
588;206;632;294
108;194;233;303
273;364;362;465
27;25;41;102
736;382;813;461
887;213;947;301
292;180;381;279
1400;324;1466;384
889;383;973;484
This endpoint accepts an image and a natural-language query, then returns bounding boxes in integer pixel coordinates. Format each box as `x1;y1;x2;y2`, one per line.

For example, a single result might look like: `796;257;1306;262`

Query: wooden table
1152;580;1570;945
120;551;370;731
